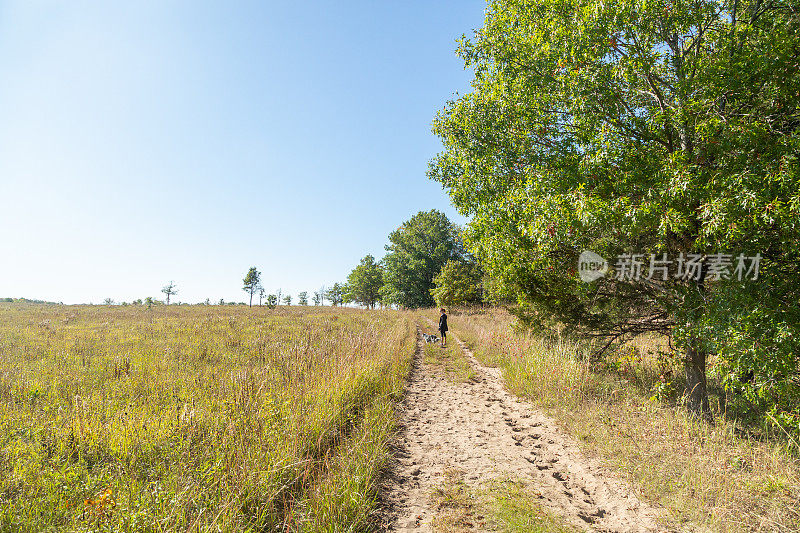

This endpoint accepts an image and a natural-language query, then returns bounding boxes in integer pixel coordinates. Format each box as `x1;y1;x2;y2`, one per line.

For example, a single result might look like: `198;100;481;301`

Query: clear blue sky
0;1;485;304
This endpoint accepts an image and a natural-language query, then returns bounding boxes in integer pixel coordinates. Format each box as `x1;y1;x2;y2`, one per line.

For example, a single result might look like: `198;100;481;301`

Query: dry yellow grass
0;303;416;531
436;307;800;532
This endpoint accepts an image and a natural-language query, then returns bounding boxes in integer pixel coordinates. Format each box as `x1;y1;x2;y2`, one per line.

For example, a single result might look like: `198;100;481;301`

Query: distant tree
242;267;262;307
144;296;154;309
132;299;142;305
298;291;309;305
161;281;178;305
266;294;278;309
219;298;225;305
346;254;384;308
326;283;345;307
431;259;484;307
276;288;283;306
381;210;464;308
204;298;210;305
283;295;292;305
103;298;114;305
312;290;323;306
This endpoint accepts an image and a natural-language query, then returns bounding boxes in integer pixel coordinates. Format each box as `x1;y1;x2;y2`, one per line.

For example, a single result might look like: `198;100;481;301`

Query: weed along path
380;324;665;532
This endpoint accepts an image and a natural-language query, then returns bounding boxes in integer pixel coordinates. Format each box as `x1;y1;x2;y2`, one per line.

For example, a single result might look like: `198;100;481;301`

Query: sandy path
379;325;666;532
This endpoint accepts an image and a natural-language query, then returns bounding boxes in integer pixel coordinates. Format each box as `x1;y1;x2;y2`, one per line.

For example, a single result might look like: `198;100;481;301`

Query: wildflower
83;487;115;519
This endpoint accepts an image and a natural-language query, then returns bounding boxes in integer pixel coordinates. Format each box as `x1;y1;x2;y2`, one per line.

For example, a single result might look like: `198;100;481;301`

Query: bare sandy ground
379;325;667;532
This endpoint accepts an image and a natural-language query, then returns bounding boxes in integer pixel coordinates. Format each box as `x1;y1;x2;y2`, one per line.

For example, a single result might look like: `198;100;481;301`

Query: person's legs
440;329;446;347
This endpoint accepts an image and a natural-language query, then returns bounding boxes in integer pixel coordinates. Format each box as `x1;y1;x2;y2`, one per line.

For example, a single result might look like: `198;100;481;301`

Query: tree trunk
685;342;711;418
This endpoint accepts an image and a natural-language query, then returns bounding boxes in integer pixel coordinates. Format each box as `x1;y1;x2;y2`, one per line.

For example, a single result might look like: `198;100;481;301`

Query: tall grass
0;303;415;532
437;308;800;532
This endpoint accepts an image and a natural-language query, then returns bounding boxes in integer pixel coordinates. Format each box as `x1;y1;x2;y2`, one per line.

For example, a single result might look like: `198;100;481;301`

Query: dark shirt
439;313;448;332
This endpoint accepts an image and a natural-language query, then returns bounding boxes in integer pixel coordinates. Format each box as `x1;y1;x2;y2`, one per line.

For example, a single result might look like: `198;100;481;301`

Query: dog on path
422;332;439;344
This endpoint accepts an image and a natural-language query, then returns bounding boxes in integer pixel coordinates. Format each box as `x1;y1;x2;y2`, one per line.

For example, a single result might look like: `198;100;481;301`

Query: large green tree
430;0;800;421
382;210;465;309
346;254;384;309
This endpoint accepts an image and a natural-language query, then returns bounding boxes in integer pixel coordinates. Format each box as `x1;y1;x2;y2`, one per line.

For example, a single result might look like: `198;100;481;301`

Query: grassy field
436;308;800;532
0;303;415;532
6;302;798;532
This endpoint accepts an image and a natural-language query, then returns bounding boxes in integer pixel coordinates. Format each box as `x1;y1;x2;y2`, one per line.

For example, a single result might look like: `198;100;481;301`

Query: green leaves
381;210;464;309
242;267;262;307
431;259;485;307
345;255;384;309
430;0;800;429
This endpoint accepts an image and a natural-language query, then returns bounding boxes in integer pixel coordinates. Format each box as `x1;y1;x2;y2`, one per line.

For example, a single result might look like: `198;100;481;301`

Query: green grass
486;479;580;533
0;303;416;531
429;470;578;532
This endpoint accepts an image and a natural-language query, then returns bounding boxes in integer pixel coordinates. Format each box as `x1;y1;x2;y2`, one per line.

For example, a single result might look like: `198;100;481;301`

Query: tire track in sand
379;324;666;532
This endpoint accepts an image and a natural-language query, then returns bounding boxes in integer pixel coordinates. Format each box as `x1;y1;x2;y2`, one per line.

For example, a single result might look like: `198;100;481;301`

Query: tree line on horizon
75;210;484;310
240;209;498;311
51;218;482;310
2;207;506;311
5;209;490;310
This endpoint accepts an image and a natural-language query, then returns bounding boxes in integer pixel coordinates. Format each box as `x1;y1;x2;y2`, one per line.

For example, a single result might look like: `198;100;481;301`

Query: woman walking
438;308;448;348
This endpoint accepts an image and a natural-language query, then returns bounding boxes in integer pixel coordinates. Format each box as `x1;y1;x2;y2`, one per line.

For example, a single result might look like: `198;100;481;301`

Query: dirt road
380;326;665;532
